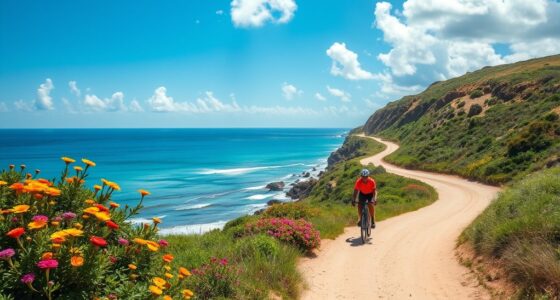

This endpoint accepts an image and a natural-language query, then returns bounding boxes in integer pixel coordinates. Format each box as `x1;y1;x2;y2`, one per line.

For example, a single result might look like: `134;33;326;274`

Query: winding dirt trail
299;136;500;300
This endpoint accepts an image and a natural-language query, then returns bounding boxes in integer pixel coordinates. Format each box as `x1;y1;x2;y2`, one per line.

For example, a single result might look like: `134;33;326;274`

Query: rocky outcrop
286;178;317;200
265;181;285;191
363;100;412;135
267;199;283;206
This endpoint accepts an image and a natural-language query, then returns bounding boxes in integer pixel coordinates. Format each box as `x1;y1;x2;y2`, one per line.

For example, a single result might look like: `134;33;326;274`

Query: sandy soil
298;136;500;300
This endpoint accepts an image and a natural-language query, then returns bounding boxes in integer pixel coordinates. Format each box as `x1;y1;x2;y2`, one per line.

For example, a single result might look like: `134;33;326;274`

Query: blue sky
1;0;559;128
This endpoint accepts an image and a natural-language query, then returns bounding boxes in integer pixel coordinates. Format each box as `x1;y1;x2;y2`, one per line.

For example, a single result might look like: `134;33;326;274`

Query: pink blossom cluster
246;218;320;251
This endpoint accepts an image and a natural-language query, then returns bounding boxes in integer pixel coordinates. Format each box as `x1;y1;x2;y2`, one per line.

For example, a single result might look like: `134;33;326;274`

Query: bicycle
352;197;373;244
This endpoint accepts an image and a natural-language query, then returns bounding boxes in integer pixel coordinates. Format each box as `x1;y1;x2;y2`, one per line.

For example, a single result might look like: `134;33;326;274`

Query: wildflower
109;202;120;208
182;289;194;299
101;178;110;185
93;184;102;191
138;189;150;196
106;220;119;230
85;199;96;205
33;193;43;200
107;181;121;191
73;166;82;172
73;223;83;230
62;212;76;220
162;254;174;263
61;157;75;164
163;296;172;300
63;228;84;237
37;259;58;269
35;169;40;174
6;227;25;238
52;243;61;250
9;182;24;192
133;238;148;245
158;239;169;247
94;211;111;222
164;273;173;279
83;207;100;215
70;256;84;267
152;277;167;289
41;252;54;260
146;241;160;252
9;164;14;170
152;217;162;224
44;187;61;197
179;267;191;277
118;238;129;246
0;248;15;260
149;285;163;296
20;164;26;170
28;215;49;230
90;236;108;247
11;204;30;214
0;180;7;186
51;221;60;227
20;273;35;284
82;158;96;167
128;264;137;270
94;204;110;212
110;256;118;264
164;265;171;271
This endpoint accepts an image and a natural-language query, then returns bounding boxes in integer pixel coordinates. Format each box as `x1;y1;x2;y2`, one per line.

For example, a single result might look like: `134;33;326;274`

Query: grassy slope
165;136;437;299
373;55;560;184
460;167;560;298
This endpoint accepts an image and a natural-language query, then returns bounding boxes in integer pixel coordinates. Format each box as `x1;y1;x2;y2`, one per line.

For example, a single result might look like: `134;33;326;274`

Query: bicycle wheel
367;217;371;237
360;218;367;244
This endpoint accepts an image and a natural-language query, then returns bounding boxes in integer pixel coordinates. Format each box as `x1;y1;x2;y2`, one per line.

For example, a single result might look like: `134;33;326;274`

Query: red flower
90;236;107;247
6;227;25;238
106;220;119;230
94;204;110;213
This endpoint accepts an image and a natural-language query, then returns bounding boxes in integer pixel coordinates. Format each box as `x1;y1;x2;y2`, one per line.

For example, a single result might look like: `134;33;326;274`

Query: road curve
298;136;500;300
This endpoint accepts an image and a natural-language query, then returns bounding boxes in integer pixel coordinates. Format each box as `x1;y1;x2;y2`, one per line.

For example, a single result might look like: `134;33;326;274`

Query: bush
189;257;239;299
234;235;280;259
0;159;194;299
244;218;320;252
262;202;318;220
468;104;483;117
457;101;465;108
470;89;484;99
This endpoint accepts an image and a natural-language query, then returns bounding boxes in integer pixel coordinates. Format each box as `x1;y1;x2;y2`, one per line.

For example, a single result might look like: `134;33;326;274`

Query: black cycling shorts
358;192;374;204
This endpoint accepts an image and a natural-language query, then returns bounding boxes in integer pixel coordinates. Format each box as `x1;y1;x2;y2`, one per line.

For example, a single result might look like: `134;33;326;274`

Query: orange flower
152;277;167;289
28;220;48;230
146;241;160;252
33;193;44;200
65;178;74;183
163;296;172;300
9;182;24;192
51;221;60;227
11;205;30;214
45;187;61;197
101;178;110;185
138;189;150;196
107;181;121;191
37;178;52;186
182;289;194;299
73;166;83;172
109;202;120;208
85;199;96;205
128;264;137;270
73;223;83;230
152;217;162;224
81;158;96;167
61;157;75;164
164;273;173;279
42;252;54;260
133;238;148;245
149;285;163;296
162;254;174;263
93;184;102;191
71;256;84;267
83;207;100;215
179;267;191;277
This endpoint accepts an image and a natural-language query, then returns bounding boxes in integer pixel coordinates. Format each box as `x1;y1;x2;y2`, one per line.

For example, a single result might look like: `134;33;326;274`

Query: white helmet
360;169;370;177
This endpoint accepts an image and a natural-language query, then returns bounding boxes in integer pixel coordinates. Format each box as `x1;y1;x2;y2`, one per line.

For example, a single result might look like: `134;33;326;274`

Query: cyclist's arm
352;189;359;203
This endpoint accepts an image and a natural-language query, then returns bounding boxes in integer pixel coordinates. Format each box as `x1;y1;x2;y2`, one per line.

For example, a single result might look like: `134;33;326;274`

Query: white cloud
0;102;8;112
373;0;560;94
69;81;81;97
315;92;326;101
326;86;351;102
216;10;224;15
129;99;144;112
148;87;178;112
35;78;54;110
148;87;241;113
84;92;127;112
62;98;77;113
15;100;33;112
281;82;302;100
231;0;297;28
326;42;375;80
244;105;317;115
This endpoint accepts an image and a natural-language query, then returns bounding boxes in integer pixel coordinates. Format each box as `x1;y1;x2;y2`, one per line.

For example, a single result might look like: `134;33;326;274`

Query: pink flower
32;215;48;222
118;238;129;246
61;212;76;220
0;248;15;260
21;273;35;284
158;239;169;247
37;259;58;269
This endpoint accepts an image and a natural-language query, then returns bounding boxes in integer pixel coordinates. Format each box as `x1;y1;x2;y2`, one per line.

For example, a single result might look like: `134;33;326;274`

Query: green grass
165;135;438;299
460;167;560;298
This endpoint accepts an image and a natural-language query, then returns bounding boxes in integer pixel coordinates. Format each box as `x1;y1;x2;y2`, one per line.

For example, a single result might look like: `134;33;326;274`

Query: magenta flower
52;216;63;222
0;248;15;260
158;239;169;247
32;215;48;222
37;259;58;269
20;273;35;284
117;238;129;246
61;212;76;220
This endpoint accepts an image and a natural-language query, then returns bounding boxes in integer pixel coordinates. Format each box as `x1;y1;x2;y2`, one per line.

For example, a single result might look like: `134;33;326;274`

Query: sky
0;0;559;128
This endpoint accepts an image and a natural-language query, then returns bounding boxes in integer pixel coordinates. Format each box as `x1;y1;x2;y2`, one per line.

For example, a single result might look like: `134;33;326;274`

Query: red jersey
354;177;376;194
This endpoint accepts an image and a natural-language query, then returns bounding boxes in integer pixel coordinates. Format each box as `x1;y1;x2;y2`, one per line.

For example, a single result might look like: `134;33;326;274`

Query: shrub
457;101;465;108
468;104;483;117
189;257;239;299
234;235;280;259
244;218;320;252
0;159;194;299
262;202;318;220
470;89;484;99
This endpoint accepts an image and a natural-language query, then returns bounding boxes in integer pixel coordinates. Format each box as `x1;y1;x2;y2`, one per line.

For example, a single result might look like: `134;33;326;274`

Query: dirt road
299;136;500;299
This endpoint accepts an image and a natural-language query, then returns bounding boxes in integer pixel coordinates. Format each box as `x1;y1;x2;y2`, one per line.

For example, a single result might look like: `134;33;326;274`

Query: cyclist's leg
357;202;363;226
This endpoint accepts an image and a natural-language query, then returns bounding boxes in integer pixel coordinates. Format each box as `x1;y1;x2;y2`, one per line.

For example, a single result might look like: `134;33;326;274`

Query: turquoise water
0;129;347;234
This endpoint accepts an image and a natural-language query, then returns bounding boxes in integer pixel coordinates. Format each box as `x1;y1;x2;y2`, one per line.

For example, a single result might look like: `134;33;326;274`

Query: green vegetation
166;135;438;299
365;55;560;184
460;167;560;299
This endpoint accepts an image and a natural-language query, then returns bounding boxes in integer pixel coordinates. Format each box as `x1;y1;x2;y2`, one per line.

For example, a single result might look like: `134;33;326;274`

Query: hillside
363;55;560;184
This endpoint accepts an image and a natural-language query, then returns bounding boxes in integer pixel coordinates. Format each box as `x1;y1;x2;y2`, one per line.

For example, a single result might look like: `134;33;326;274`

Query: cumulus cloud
326;42;375;80
373;0;560;93
326;86;351;102
315;92;326;101
231;0;297;27
148;87;241;113
35;78;54;110
69;81;81;97
15;100;33;112
84;92;127;112
281;82;302;100
129;99;144;112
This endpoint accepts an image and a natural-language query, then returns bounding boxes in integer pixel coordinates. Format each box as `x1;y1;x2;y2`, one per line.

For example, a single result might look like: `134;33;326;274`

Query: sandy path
298;136;500;300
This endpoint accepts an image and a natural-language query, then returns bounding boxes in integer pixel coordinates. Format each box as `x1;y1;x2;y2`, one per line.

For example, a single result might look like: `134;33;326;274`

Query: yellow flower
152;277;167;289
107;181;121;191
94;211;111;222
146;241;160;252
85;199;96;205
163;296;172;300
182;289;194;299
51;230;68;242
28;220;48;230
61;157;75;164
101;178;110;185
63;228;84;237
83;207;100;215
179;267;191;277
51;221;60;227
133;238;148;245
44;187;61;197
82;158;96;167
11;205;30;214
0;180;7;186
164;265;171;271
71;256;84;267
93;184;102;191
52;243;61;250
164;273;173;279
73;166;83;172
149;285;163;296
152;217;162;224
73;223;83;230
128;264;137;270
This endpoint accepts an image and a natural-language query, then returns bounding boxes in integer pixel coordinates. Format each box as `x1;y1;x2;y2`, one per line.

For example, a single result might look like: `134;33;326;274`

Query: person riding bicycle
352;168;377;228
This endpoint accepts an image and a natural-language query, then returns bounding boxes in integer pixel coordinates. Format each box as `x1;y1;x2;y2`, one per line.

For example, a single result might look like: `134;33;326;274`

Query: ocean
0;128;347;234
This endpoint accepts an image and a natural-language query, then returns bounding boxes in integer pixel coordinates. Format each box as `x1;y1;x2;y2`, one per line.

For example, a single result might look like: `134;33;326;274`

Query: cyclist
352;168;377;228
